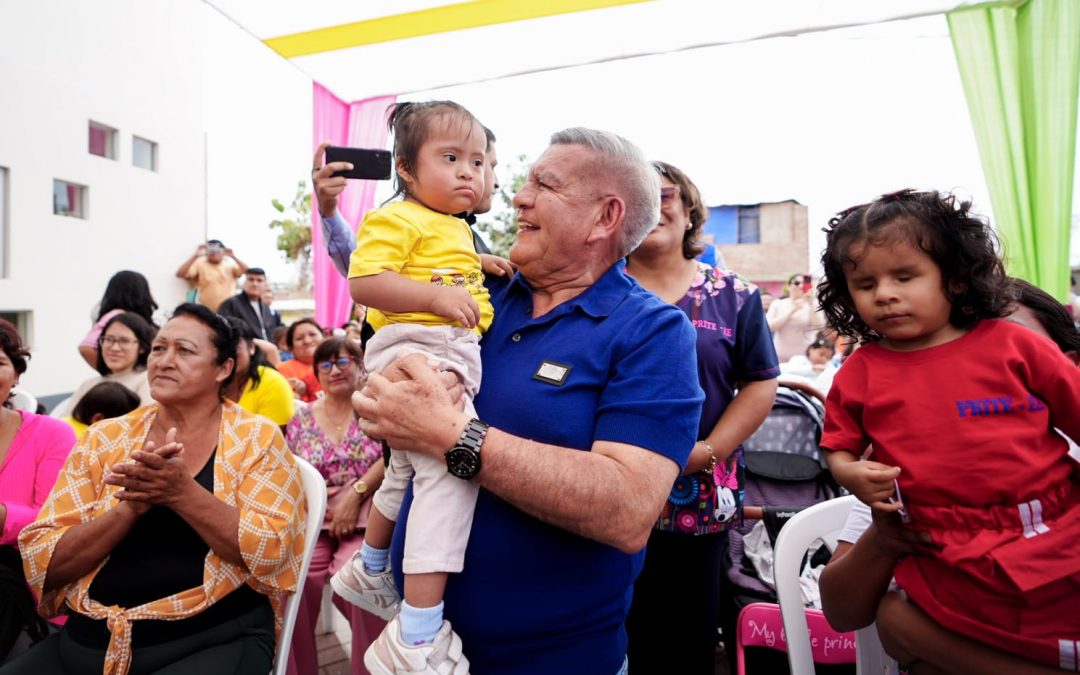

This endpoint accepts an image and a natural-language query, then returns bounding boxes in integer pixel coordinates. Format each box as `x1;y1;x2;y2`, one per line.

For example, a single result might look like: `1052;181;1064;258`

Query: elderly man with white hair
354;128;704;675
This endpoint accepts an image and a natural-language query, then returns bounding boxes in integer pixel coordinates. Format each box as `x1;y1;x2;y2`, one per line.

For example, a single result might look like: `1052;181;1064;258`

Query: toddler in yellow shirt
332;100;497;672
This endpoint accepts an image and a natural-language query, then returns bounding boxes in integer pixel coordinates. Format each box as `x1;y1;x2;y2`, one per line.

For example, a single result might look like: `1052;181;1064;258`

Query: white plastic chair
272;456;328;675
772;495;901;675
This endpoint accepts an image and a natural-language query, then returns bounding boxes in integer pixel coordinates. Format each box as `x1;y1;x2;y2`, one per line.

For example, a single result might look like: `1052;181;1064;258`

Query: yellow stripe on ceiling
263;0;654;59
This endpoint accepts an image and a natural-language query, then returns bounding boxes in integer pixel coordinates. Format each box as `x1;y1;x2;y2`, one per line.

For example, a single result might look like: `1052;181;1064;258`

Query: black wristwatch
445;418;489;480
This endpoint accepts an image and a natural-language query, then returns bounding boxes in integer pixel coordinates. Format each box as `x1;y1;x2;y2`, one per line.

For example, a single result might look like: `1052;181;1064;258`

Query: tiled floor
315;607;354;675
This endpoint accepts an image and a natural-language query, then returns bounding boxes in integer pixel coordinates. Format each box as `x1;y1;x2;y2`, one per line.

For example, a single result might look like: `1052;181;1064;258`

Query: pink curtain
89;126;108;157
311;83;396;329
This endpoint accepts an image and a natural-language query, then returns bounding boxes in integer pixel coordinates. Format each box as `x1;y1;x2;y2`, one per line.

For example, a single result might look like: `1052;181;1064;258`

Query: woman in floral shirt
284;336;385;675
624;162;780;674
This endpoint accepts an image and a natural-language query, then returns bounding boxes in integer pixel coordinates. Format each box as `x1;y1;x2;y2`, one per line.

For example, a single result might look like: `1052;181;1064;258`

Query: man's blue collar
507;259;633;319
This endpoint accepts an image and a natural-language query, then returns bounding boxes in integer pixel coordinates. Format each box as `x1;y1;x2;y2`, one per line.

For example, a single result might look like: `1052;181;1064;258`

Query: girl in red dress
817;189;1080;670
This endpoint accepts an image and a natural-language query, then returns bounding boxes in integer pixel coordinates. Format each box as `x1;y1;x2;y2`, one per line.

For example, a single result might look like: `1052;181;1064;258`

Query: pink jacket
1;411;75;545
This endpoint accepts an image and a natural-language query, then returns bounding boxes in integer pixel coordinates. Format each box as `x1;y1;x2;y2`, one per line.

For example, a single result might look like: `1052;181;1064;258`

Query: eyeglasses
316;357;356;372
660;186;680;203
102;335;138;348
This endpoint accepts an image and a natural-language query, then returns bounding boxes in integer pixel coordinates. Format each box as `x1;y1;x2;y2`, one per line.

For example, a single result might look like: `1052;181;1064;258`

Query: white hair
549;128;660;258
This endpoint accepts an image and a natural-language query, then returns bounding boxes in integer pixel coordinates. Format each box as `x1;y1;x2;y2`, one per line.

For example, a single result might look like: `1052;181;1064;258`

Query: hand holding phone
801;274;813;293
324;146;392;180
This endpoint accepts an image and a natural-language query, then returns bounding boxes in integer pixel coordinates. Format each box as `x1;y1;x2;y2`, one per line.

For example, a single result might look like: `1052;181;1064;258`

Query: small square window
0;311;29;338
133;136;157;171
53;179;88;219
88;121;117;159
737;205;761;244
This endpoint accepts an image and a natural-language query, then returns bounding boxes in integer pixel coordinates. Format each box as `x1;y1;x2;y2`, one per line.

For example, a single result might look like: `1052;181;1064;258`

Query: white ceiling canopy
203;0;1013;100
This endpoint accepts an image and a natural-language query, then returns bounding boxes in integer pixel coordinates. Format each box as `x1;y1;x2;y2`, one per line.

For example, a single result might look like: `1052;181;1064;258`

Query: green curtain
948;0;1080;301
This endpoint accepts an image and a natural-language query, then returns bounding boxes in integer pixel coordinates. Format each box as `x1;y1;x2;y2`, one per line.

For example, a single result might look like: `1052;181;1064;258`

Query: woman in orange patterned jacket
4;304;306;675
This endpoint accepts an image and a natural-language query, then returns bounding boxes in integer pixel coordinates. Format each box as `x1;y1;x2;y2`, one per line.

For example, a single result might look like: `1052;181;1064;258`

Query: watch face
447;446;481;478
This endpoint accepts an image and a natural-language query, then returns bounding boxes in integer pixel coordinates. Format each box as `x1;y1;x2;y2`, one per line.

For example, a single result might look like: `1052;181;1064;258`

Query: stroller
718;382;849;674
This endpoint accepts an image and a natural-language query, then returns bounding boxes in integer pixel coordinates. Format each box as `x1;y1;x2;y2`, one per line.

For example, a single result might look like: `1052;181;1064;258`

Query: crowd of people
0;97;1077;675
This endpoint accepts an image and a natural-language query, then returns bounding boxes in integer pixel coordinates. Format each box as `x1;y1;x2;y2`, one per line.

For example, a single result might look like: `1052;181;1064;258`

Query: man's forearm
477;429;678;553
322;212;354;278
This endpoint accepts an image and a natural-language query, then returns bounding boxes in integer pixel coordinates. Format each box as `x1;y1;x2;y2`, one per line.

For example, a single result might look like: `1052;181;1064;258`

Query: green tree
473;154;530;258
269;180;313;291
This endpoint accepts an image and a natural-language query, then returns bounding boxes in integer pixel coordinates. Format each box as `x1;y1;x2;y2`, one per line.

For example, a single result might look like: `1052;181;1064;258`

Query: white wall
201;4;313;288
0;0;206;396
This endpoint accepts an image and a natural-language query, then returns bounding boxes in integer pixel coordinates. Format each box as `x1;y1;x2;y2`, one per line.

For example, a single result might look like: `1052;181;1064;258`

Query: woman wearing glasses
284;336;386;675
624;161;779;674
52;313;155;421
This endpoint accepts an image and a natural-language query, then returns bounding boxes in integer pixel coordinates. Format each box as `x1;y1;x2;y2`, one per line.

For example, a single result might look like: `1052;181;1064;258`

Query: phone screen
325;146;392;180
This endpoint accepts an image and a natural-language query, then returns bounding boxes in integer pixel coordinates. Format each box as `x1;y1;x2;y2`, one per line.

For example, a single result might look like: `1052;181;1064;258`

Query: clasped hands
104;427;192;515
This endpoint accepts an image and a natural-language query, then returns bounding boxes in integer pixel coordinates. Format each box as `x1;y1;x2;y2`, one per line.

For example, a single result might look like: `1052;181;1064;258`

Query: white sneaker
329;560;401;620
364;616;470;675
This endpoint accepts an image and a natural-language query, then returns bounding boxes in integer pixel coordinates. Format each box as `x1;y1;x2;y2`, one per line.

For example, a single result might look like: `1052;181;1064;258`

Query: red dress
822;320;1080;668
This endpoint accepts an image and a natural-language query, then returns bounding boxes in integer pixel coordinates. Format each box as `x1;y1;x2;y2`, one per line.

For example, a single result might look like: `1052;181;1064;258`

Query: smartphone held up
325;146;392;180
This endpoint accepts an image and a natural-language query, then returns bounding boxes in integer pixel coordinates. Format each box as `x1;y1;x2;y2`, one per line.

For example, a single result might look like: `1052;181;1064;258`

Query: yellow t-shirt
62;416;89;440
236;365;295;427
347;201;493;333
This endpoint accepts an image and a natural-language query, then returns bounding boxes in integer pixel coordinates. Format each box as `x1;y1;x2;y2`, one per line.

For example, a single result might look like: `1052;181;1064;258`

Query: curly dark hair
0;318;30;376
1009;278;1080;356
818;189;1011;342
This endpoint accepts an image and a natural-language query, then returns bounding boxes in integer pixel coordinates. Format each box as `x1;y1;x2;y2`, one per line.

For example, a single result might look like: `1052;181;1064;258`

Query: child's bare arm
826;449;902;511
350;272;480;328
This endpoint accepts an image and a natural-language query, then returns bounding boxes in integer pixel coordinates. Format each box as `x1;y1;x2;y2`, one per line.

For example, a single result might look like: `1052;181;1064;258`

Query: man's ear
586;196;625;247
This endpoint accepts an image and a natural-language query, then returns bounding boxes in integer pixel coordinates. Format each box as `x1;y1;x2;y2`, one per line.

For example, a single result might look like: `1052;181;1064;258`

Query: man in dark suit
217;267;276;339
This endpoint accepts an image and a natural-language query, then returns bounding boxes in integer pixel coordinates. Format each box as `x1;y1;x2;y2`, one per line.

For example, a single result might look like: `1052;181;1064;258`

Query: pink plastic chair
735;602;856;675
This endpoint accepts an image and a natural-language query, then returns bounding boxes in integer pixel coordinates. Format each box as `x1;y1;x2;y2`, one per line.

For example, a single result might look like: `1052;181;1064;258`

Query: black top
66;450;269;648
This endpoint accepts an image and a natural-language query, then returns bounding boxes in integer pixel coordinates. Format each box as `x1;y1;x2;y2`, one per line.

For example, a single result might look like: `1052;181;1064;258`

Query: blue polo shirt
391;260;704;675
